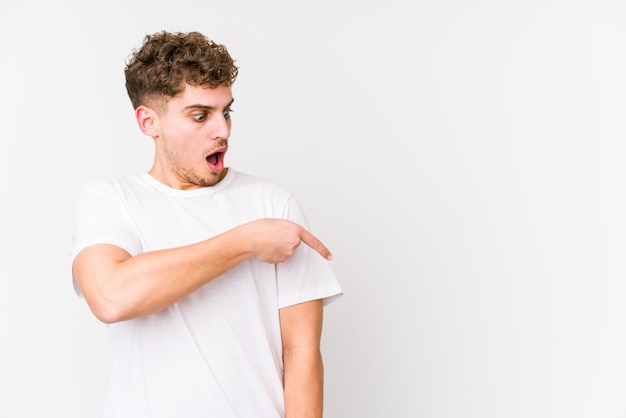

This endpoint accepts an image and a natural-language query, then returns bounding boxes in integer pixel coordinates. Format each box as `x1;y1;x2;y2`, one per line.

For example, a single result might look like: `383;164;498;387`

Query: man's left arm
280;299;324;418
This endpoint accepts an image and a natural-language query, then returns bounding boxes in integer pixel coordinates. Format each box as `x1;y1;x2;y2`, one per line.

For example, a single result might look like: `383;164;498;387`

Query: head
125;31;238;111
125;31;239;190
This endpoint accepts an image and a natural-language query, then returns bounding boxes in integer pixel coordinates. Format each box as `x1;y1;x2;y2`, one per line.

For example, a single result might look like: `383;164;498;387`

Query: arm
73;219;331;323
280;299;324;418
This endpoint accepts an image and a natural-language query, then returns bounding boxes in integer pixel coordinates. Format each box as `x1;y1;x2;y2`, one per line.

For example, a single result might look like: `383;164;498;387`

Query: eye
192;112;207;122
223;108;233;119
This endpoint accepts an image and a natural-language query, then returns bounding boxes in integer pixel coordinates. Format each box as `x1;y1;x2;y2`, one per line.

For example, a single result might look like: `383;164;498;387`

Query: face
145;84;234;190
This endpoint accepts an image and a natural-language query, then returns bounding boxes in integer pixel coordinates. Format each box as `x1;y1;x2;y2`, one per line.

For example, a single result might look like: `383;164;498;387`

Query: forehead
169;84;233;109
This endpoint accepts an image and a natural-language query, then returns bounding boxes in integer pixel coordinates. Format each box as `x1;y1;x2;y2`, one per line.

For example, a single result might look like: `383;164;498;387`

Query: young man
71;31;342;418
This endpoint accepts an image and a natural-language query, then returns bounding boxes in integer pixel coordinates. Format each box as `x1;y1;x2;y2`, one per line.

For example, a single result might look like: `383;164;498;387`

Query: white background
1;0;626;417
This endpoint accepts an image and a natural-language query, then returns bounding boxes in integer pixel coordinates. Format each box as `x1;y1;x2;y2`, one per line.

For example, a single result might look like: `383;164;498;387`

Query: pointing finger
300;229;333;260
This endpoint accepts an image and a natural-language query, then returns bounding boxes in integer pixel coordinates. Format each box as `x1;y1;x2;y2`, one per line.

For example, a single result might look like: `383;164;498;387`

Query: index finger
300;229;333;260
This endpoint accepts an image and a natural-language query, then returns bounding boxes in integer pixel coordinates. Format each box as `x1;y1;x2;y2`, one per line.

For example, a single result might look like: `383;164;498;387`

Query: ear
135;105;159;137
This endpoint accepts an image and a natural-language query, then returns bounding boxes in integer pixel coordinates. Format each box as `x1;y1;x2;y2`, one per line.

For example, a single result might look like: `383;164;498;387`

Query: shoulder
81;174;146;192
75;175;146;204
230;169;293;197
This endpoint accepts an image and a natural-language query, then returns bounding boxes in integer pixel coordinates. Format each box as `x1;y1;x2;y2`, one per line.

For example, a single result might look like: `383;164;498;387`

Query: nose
210;113;231;140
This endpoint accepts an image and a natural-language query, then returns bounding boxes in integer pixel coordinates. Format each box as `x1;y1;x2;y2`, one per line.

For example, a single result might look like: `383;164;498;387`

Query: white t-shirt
71;169;343;418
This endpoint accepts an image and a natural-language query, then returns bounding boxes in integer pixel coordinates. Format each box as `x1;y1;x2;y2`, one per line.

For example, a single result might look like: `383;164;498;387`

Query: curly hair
124;31;239;110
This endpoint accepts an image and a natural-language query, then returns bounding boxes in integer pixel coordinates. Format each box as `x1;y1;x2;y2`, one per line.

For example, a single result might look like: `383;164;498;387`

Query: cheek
163;125;194;146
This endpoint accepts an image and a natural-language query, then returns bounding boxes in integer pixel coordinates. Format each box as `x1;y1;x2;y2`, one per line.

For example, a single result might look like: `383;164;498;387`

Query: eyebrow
182;98;235;112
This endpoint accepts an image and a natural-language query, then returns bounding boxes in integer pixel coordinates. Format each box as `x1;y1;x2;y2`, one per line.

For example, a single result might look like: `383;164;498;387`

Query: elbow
91;304;127;324
72;246;138;323
83;293;135;324
75;278;138;323
89;300;128;324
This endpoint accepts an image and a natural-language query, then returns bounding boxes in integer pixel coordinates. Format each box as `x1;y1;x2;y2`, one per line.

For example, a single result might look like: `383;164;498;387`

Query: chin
199;172;225;187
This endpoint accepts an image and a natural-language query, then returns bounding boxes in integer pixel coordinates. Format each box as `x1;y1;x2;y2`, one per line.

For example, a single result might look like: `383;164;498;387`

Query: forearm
279;299;325;417
283;348;324;418
74;219;331;323
75;225;252;323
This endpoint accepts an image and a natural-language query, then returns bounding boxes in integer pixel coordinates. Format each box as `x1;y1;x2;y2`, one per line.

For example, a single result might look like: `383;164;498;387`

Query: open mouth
206;151;225;172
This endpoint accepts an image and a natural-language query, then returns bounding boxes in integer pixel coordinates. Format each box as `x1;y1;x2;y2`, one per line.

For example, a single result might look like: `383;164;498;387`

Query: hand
243;219;332;263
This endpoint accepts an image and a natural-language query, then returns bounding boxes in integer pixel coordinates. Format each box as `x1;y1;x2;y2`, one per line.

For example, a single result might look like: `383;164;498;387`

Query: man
71;31;342;418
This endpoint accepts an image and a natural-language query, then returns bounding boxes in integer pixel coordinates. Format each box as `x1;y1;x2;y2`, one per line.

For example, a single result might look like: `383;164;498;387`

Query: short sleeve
71;180;142;269
276;194;343;308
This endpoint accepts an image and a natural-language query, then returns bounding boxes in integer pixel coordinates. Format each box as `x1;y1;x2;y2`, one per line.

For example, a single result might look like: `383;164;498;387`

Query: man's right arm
72;218;331;323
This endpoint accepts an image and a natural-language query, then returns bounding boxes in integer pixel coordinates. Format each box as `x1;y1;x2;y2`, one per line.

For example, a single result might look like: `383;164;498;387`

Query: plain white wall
2;0;626;417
